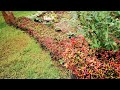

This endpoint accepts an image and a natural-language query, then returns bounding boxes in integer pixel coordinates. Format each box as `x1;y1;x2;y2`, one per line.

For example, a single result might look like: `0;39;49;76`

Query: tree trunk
2;11;16;25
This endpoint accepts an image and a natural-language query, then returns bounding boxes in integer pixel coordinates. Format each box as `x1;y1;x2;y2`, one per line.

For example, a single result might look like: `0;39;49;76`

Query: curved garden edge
2;11;120;79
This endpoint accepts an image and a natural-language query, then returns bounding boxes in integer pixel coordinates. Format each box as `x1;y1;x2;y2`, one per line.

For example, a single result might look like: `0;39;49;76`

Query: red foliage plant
61;35;120;79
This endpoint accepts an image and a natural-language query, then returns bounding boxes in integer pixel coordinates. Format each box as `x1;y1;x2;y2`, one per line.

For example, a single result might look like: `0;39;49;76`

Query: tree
2;11;16;25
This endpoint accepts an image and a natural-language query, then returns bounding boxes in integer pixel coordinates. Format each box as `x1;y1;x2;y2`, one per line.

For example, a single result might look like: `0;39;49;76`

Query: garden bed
9;11;120;79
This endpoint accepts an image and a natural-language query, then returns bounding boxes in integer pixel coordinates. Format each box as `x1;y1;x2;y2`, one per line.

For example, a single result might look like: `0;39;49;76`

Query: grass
0;11;70;79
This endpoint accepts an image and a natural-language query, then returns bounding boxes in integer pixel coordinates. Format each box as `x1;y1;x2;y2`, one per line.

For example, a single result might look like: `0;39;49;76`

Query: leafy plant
61;35;120;79
77;11;120;51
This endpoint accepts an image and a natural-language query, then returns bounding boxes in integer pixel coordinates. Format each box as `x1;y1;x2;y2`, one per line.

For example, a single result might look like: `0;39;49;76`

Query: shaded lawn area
0;11;70;79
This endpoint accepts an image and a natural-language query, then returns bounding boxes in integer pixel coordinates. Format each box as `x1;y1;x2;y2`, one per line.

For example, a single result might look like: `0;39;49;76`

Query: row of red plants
14;17;120;79
61;35;120;79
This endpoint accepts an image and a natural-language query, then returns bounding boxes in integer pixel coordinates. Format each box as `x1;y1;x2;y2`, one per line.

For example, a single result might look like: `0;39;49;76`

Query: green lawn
0;11;69;79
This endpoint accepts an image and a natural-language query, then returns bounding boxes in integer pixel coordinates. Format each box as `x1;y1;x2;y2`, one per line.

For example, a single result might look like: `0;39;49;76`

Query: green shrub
77;11;120;51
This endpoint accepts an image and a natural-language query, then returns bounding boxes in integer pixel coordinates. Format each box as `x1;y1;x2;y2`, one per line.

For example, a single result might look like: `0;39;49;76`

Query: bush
77;11;120;51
